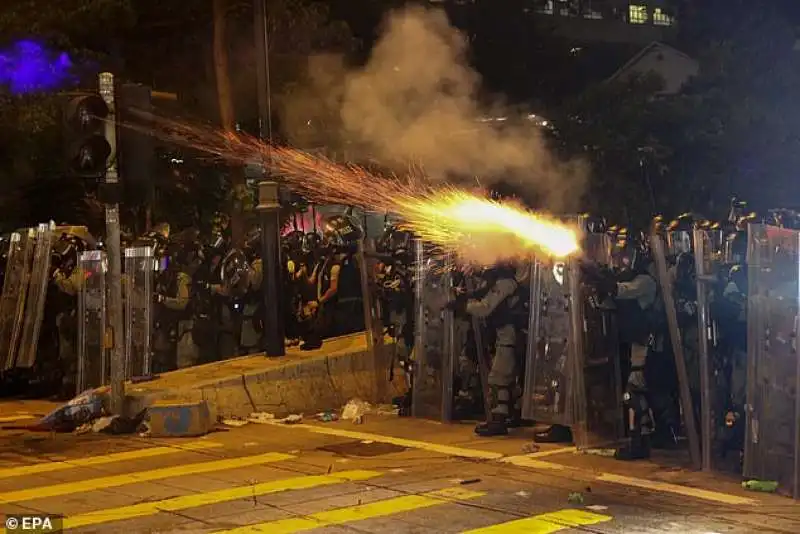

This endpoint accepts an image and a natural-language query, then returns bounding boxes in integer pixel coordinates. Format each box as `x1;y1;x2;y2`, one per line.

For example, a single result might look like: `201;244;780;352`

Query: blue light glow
0;40;76;95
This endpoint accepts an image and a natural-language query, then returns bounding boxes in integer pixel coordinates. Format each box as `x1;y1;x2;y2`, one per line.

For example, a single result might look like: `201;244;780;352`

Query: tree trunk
212;0;246;245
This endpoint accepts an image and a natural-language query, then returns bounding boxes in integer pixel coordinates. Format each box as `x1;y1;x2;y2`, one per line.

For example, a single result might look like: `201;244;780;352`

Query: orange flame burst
124;112;580;262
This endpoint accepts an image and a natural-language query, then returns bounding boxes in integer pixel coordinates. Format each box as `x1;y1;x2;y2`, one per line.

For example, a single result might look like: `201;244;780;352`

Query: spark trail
125;113;580;263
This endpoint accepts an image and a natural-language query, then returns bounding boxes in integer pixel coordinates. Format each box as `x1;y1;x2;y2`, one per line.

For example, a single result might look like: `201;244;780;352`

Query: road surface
0;411;798;533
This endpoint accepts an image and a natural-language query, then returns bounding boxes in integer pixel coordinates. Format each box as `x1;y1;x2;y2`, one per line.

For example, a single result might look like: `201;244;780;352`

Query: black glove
153;293;166;304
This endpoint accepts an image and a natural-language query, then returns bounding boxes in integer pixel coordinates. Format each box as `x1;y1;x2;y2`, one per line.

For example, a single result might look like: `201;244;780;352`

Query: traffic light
62;93;112;178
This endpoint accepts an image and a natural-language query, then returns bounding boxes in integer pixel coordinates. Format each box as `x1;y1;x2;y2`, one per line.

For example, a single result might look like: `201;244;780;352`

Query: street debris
567;492;584;504
317;411;339;422
460;478;481;485
280;414;303;424
521;443;540;454
248;412;275;424
581;448;616;457
515;491;530;497
341;399;371;421
742;480;778;492
221;418;249;427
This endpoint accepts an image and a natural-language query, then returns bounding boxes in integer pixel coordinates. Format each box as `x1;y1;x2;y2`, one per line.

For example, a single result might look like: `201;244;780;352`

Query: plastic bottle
742;480;778;492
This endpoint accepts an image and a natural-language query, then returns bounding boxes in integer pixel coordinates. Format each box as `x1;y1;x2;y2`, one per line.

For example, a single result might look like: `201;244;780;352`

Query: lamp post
257;181;285;356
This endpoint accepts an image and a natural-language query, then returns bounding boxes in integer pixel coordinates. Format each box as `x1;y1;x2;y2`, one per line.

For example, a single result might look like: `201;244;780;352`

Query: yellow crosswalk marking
63;470;381;529
0;440;222;480
213;487;485;533
0;452;294;504
461;509;613;534
0;414;36;423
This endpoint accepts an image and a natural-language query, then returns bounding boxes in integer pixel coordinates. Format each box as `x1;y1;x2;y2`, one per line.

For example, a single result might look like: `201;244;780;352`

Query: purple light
0;40;77;95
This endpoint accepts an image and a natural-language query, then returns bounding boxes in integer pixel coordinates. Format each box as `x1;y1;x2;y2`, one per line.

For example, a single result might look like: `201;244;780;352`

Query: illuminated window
629;5;648;24
653;8;674;26
535;0;554;14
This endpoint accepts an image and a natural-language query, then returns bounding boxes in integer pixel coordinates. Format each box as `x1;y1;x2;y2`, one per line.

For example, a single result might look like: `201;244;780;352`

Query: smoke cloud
280;6;587;212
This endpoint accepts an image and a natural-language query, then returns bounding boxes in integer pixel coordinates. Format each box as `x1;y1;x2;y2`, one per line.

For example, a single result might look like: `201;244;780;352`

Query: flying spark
124;112;580;263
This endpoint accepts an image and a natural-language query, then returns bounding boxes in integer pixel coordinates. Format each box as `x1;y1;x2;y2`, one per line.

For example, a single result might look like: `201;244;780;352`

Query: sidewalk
124;333;404;419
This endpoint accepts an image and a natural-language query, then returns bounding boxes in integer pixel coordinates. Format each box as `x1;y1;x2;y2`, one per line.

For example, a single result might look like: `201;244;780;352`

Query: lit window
653;8;674;26
535;0;554;14
629;5;648;24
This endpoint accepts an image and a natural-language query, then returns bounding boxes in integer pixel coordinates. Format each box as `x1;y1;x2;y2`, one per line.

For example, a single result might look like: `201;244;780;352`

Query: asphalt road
0;411;798;534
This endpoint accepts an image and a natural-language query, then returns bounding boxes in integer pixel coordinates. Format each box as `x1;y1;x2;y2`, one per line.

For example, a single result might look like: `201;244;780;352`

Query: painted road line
597;473;757;505
0;452;294;504
461;509;612;534
64;470;381;529
0;440;223;480
267;422;504;460
213;487;485;533
0;414;37;423
270;423;754;505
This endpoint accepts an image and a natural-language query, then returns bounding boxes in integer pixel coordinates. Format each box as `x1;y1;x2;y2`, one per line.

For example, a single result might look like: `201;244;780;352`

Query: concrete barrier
146;400;214;437
124;333;405;421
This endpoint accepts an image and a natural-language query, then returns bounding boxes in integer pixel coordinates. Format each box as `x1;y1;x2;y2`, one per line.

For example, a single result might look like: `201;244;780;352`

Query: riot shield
124;246;154;378
521;259;578;427
744;224;800;498
0;230;35;370
411;240;456;422
77;251;108;391
15;223;55;369
693;227;716;471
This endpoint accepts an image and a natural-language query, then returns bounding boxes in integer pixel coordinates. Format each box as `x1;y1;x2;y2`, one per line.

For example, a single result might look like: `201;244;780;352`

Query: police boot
533;424;573;443
506;387;524;428
615;427;651;461
475;386;510;437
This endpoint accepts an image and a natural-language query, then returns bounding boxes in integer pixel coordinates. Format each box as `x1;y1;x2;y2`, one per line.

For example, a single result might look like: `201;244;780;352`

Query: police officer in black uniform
609;236;659;460
301;214;365;350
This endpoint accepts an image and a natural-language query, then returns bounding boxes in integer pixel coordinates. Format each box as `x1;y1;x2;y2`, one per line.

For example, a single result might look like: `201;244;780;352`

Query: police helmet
611;234;647;275
767;208;800;229
301;232;322;254
281;229;303;253
666;213;695;256
322;214;363;250
220;248;251;296
724;231;747;264
377;225;414;258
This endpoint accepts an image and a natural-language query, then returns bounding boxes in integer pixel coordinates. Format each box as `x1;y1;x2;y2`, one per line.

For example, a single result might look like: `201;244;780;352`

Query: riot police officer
152;241;192;372
301;214;365;350
610;236;658;460
449;261;523;437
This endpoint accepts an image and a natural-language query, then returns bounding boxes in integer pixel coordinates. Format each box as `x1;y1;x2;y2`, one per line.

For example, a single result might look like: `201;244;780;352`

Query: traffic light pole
99;72;126;415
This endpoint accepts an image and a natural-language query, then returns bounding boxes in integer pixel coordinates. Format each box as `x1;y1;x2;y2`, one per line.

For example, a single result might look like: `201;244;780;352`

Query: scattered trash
515;491;530;497
336;459;350;463
375;404;399;416
582;448;616;457
281;414;303;424
222;418;249;427
460;479;481;485
742;480;778;492
567;492;584;504
248;412;275;424
522;443;540;454
243;442;258;447
35;387;108;432
74;423;93;435
138;421;151;437
289;449;300;454
586;505;608;512
584;486;592;494
317;411;339;422
389;468;405;473
341;399;371;422
360;440;374;444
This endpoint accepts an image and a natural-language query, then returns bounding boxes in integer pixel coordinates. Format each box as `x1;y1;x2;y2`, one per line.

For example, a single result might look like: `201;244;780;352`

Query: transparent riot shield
521;259;579;427
124;246;153;378
745;224;800;498
77;251;108;391
16;223;55;369
693;227;716;471
411;240;456;422
0;230;35;370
